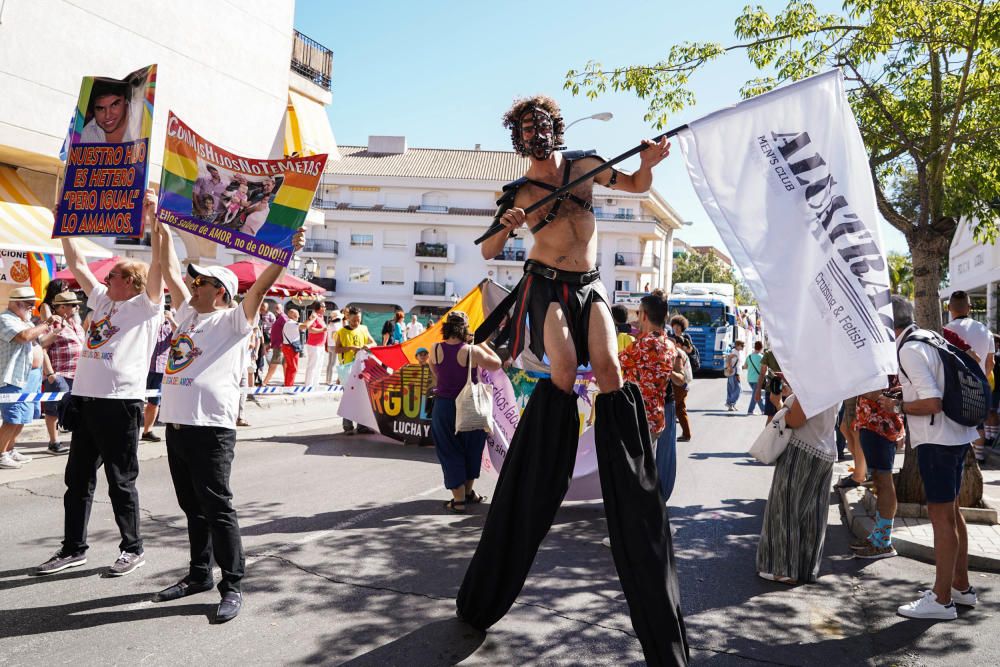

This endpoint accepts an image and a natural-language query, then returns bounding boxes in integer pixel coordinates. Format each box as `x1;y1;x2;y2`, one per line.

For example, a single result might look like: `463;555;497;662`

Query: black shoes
152;578;215;603
215;592;242;623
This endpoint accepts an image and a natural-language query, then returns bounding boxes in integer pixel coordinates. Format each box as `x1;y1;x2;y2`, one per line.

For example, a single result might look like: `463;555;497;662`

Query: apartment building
0;0;336;300
307;137;684;316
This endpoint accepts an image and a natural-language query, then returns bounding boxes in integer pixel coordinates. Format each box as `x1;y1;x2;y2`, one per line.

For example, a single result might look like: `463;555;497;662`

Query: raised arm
144;190;164;304
471;341;502;372
593;137;671;193
153;212;191;305
241;228;306;324
60;236;99;297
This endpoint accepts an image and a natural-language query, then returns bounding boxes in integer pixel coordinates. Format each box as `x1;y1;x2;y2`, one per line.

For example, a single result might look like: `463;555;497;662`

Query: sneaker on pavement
107;551;146;577
9;448;32;463
854;543;897;560
48;441;70;454
140;431;161;442
342;427;356;435
849;536;873;551
214;592;243;623
951;586;978;607
601;537;611;548
36;550;87;575
153;577;215;602
898;590;957;620
0;452;22;469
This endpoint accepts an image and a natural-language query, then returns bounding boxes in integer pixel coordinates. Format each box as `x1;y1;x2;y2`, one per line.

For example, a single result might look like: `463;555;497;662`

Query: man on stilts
459;95;689;666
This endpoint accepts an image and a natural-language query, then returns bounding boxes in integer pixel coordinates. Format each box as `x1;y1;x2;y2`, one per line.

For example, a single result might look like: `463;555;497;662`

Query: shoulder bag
454;346;494;434
748;400;794;465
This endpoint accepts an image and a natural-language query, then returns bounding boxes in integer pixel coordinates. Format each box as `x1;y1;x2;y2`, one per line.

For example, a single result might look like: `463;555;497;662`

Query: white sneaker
898;590;958;620
0;452;21;470
601;537;611;548
951;586;978;607
9;448;32;463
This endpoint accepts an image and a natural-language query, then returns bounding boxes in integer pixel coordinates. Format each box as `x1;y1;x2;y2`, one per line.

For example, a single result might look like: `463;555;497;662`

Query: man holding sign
37;191;164;577
150;215;305;624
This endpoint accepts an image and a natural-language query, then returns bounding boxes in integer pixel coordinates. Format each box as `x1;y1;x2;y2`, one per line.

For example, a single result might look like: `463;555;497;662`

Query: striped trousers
756;440;834;583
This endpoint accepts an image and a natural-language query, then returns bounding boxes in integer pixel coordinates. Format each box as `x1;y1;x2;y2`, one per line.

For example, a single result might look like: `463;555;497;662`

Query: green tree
887;251;914;298
566;0;1000;334
672;251;757;304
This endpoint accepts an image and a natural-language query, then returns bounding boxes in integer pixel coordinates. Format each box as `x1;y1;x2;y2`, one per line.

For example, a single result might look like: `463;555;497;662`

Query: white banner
677;69;898;416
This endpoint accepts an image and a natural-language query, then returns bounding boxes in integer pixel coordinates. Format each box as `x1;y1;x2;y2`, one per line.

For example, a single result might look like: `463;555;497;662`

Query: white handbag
454;346;494;434
748;403;793;465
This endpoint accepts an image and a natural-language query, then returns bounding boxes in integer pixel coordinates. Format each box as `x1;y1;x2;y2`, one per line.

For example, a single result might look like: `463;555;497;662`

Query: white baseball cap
187;263;238;299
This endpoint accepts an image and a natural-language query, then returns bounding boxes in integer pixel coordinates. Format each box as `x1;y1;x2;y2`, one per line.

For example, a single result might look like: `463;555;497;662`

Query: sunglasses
192;275;223;289
104;271;123;285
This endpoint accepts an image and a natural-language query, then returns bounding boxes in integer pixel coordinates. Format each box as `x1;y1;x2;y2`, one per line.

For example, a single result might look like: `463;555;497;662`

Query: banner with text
158;112;327;266
677;69;898;416
54;65;156;238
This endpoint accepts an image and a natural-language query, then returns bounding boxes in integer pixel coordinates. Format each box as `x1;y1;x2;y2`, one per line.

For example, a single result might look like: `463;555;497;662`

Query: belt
523;260;600;285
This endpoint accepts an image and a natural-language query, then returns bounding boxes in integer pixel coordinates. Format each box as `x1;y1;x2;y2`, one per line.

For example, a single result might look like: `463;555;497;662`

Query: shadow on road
315;618;484;666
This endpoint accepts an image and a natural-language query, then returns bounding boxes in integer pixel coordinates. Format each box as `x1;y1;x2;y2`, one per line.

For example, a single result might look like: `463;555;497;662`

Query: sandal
443;499;466;514
465;490;487;504
758;572;798;585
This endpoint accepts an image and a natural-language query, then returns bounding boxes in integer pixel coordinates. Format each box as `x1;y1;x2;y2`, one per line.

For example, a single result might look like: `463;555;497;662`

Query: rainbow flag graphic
28;252;56;316
158;112;327;266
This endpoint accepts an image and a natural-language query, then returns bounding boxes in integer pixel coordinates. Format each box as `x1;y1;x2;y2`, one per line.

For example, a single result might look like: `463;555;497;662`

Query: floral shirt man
619;330;675;435
855;376;904;441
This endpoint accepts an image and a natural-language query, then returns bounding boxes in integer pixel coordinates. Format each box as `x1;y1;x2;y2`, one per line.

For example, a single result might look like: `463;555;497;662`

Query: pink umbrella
53;256;125;289
223;260;325;296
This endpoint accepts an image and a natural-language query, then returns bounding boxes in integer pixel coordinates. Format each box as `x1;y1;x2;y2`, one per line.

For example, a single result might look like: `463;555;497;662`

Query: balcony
641;253;662;271
414;280;456;302
302;239;338;256
487;246;527;267
312;197;339;210
596;213;664;224
310;277;336;293
613;251;642;267
415;241;455;263
291;30;333;90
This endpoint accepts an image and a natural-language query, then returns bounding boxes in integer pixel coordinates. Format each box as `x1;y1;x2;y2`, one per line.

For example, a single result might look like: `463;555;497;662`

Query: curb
838;486;1000;573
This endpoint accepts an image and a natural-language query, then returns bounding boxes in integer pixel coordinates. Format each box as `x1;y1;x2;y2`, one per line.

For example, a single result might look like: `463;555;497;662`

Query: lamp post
563;112;613;132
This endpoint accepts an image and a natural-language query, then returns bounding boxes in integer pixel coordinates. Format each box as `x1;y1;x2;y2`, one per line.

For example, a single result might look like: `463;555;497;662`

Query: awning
0;166;111;257
284;91;339;159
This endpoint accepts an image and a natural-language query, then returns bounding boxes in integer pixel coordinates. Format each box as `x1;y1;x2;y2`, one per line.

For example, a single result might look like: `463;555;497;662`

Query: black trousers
165;424;245;594
457;380;689;666
63;397;144;555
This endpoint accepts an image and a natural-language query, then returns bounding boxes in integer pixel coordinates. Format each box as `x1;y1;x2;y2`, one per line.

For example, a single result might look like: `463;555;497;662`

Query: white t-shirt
326;321;342;347
73;284;163;400
945;316;993;375
282;320;301;347
898;326;980;447
406;321;425;339
786;396;840;461
159;301;253;429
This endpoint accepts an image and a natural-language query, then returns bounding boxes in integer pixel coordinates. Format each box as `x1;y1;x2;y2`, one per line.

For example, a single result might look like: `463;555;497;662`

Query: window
351;233;373;247
383;230;407;249
382;267;404;286
383;193;409;210
614;279;631;291
593;206;604;218
419;192;448;212
349;267;370;283
617;208;634;220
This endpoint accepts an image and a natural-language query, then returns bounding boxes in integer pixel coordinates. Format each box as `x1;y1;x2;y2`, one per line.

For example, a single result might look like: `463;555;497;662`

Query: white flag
677;69;897;417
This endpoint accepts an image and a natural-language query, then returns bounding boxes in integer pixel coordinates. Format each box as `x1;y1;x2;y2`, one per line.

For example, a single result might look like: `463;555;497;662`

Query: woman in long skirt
756;392;840;584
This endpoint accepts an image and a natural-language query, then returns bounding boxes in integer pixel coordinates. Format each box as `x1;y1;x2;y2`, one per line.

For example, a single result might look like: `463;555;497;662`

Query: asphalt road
1;378;999;666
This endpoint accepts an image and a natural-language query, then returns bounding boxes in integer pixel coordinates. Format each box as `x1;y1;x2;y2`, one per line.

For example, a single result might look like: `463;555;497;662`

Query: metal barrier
0;384;344;404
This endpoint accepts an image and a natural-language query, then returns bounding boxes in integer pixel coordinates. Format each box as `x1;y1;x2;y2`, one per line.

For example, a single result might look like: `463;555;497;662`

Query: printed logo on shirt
86;316;119;349
166;334;202;375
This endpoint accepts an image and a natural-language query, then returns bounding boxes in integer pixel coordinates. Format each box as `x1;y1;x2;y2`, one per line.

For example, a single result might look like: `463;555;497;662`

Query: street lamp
303;257;319;280
564;112;614;132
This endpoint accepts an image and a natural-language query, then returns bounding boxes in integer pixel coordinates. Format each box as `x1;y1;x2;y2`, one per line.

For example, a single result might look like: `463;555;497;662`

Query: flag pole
474;122;689;245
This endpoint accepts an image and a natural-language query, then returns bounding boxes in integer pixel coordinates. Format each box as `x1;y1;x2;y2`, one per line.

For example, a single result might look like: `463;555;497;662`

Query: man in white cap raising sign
150;216;304;624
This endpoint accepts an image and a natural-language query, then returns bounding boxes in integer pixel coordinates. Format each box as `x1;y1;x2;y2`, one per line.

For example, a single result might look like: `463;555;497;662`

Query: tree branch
842;57;925;165
938;0;984;169
870;166;913;234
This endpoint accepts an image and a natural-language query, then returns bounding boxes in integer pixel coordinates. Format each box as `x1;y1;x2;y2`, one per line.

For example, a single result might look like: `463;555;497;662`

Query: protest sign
157;112;327;267
54;65;156;238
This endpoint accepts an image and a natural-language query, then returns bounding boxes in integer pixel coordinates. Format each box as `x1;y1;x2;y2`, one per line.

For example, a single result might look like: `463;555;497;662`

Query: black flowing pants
457;380;688;666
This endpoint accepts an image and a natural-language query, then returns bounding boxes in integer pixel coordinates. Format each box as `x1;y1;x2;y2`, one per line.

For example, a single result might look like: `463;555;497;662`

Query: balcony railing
493;248;526;262
312;197;339;210
596;213;665;225
303;239;339;254
416;242;449;258
417;204;449;213
614;251;642;266
115;235;151;247
414;281;446;296
291;30;333;90
310;277;336;292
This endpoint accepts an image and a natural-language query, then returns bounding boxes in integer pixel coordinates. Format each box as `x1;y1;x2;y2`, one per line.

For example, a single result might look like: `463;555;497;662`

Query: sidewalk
838;444;1000;572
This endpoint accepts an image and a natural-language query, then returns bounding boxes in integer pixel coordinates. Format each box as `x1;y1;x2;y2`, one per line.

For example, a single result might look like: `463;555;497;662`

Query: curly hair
441;311;470;341
502;95;565;153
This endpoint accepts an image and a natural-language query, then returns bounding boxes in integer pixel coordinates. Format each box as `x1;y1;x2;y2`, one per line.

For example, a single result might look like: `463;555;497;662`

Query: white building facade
943;216;1000;330
310;137;684;316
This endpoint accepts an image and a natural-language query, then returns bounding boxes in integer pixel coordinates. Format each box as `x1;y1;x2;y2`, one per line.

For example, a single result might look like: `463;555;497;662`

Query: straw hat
7;286;38;302
52;291;82;306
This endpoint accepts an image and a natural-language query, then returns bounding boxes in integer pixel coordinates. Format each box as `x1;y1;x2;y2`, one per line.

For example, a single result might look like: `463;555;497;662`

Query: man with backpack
886;296;984;620
944;290;995;461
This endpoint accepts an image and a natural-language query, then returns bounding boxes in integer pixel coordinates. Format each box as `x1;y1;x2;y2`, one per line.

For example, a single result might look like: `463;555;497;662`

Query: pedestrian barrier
0;384;344;404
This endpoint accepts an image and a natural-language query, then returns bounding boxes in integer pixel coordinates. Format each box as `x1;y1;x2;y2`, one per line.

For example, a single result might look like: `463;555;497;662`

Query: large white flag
677;69;898;417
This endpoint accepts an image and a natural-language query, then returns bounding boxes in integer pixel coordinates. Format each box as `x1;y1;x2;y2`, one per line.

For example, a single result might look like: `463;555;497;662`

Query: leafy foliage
672;250;756;304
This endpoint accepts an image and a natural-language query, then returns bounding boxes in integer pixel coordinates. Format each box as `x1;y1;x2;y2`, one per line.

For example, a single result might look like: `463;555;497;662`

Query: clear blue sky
294;0;909;258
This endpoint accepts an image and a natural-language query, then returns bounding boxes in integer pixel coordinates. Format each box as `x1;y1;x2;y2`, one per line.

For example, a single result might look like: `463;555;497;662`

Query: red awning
53;256;126;289
224;260;325;296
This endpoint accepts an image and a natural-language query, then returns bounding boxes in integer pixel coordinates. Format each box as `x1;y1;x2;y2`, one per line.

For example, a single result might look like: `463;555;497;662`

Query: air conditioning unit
606;198;615;204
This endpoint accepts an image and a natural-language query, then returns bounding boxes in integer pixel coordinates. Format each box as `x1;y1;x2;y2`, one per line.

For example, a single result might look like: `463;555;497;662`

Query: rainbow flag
27;252;56;316
158;112;327;266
